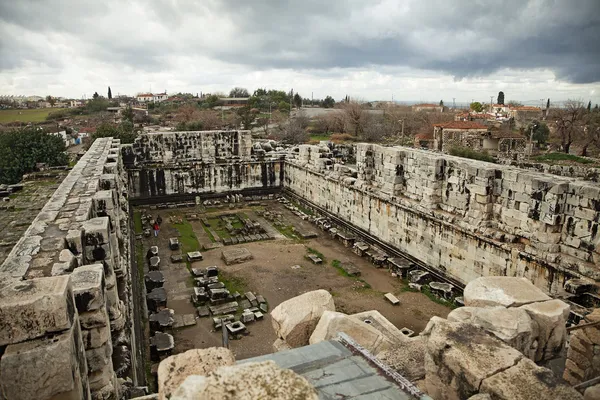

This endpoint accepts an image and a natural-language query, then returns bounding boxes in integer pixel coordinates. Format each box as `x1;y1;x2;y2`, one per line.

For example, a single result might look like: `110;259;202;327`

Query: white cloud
0;0;598;103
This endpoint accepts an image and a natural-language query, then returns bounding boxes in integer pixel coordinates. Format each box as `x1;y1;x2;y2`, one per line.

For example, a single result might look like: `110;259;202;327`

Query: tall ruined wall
123;131;284;199
0;138;134;400
285;144;600;293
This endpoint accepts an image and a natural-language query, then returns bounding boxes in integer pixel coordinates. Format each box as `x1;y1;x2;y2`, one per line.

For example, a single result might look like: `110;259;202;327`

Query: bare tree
274;118;308;144
550;100;586;154
340;102;367;137
580;111;600;156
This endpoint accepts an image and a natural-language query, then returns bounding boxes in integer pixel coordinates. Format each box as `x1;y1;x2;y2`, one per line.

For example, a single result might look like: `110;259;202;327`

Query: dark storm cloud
1;0;599;83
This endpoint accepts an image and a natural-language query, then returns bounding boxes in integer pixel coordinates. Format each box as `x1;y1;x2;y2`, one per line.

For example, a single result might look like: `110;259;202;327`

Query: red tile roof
415;132;433;139
433;121;488;129
137;93;153;97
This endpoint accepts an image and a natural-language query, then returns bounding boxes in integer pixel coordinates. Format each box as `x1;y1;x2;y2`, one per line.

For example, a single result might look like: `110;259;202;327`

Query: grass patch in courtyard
534;152;595;165
173;218;200;253
133;211;143;234
287;197;314;216
219;271;248;294
274;223;302;240
330;259;374;292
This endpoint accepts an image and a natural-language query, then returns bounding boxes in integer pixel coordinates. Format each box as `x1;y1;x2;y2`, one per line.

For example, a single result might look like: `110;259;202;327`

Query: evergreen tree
93;92;99;99
588;101;592;112
497;91;505;105
439;100;444;107
108;86;112;99
546;98;550;109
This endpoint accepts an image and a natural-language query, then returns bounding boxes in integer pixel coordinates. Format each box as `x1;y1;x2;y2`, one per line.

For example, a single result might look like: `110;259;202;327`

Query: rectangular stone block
0;276;75;346
0;317;90;400
71;264;105;312
82;217;110;246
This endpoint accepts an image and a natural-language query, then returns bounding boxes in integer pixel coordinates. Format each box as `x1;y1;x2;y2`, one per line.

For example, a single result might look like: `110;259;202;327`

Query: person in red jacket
153;222;160;237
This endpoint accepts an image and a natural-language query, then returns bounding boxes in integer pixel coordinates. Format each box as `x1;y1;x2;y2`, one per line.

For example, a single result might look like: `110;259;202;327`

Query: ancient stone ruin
0;131;598;399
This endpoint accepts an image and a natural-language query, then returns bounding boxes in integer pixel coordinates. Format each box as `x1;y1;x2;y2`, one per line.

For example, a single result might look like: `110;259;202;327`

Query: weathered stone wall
123;131;284;199
0;138;133;400
285;144;600;293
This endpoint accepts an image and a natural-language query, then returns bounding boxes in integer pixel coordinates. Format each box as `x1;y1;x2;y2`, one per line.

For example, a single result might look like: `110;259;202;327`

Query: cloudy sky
1;0;599;105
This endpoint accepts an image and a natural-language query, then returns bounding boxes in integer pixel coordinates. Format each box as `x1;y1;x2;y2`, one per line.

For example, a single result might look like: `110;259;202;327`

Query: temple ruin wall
284;144;600;293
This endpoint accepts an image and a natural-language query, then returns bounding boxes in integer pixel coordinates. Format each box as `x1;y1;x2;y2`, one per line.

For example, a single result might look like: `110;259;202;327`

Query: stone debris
221;247;253;265
309;310;392;355
157;348;235;400
149;256;161;271
147;287;168;312
169;238;179;250
145;270;165;292
149;309;175;331
209;301;239;316
384;293;400;305
170;254;183;263
169;360;318;400
187;251;203;262
339;261;360;276
464;276;551;308
564;308;600;385
307;254;322;264
448;306;537;359
408;270;430;284
271;289;335;348
225;321;247;335
212;315;235;329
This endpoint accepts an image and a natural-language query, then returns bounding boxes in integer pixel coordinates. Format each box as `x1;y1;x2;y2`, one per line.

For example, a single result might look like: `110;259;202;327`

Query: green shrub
534;153;594;164
448;146;495;163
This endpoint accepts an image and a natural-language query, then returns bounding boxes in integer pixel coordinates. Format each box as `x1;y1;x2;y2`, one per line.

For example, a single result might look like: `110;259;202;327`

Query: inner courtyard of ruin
1;130;599;399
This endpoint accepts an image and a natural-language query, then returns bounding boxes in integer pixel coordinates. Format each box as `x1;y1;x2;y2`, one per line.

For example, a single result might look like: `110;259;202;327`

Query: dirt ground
137;200;450;361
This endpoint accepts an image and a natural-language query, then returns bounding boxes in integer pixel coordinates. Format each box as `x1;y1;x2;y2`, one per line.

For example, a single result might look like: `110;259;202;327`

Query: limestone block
377;336;426;381
467;395;492;400
94;190;115;212
480;358;582;400
86;341;113;372
80;308;110;329
85;243;111;263
463;277;550;308
0;276;75;346
271;289;335;348
584;384;600;400
447;306;536;359
309;311;392;355
91;380;115;400
0;318;89;400
157;348;235;400
520;299;570;362
52;261;73;276
83;217;111;246
71;264;105;312
170;361;318;400
82;325;111;349
89;365;114;391
66;229;84;254
423;316;524;400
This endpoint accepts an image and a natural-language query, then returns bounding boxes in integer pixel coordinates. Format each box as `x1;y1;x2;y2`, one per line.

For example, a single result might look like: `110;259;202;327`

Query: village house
415;121;528;159
136;92;168;103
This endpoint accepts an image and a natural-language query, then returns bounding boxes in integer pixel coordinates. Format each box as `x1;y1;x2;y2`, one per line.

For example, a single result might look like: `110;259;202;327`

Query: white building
136;92;168;103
